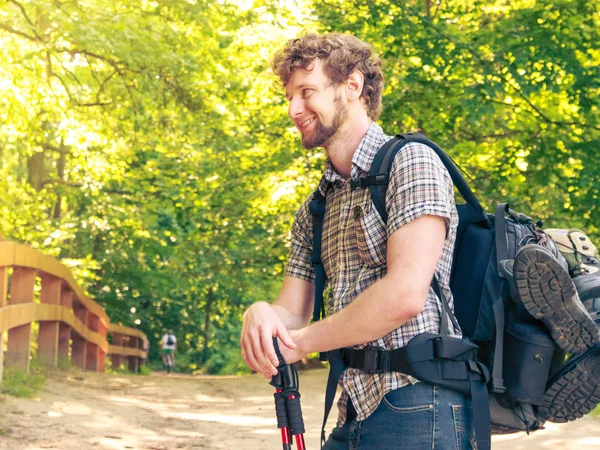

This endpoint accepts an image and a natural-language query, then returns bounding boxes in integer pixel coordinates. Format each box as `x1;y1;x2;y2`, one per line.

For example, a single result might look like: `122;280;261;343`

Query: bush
0;360;46;398
201;347;252;375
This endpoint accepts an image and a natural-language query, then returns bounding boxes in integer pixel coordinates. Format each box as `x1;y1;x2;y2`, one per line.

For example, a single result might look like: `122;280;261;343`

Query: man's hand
241;301;297;379
277;329;308;366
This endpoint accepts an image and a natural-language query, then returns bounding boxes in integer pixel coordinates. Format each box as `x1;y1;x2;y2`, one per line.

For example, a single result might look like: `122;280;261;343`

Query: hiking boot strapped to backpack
540;228;600;422
310;133;600;449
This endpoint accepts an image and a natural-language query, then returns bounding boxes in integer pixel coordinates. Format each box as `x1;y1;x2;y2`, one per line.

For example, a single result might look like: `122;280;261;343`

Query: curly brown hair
272;33;384;121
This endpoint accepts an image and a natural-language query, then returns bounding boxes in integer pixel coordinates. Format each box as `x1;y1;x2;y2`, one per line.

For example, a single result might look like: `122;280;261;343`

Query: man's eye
302;88;313;96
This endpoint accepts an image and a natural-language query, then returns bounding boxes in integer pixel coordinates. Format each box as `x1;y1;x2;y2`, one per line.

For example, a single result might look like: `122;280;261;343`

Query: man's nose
288;97;304;118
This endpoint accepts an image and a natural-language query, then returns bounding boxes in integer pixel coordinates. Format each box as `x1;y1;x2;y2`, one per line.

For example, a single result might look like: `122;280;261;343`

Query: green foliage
138;364;151;376
201;346;252;376
1;0;599;374
315;0;600;234
0;0;314;374
0;361;46;398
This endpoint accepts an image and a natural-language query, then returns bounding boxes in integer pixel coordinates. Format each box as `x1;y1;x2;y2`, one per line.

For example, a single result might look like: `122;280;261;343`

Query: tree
2;0;598;373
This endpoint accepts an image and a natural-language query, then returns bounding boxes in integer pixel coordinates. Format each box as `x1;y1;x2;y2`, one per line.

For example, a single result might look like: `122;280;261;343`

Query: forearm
272;304;310;330
271;275;314;330
296;274;426;354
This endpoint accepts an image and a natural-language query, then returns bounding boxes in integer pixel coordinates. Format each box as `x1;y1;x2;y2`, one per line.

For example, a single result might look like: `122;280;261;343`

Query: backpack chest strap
340;334;482;378
349;174;389;191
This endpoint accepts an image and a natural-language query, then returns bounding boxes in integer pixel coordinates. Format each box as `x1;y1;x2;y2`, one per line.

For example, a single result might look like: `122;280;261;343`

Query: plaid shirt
285;122;460;424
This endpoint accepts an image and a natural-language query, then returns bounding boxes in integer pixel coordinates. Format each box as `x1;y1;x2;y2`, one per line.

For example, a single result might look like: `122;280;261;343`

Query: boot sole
514;244;600;354
540;344;600;422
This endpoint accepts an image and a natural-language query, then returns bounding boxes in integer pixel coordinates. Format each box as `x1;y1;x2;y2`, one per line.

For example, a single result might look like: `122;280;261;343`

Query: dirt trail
0;368;599;450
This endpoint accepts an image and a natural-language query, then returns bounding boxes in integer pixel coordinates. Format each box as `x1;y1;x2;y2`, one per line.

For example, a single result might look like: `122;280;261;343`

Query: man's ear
346;70;364;102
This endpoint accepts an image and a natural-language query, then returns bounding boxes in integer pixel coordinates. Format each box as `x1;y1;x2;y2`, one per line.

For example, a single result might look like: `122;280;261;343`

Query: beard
301;94;348;149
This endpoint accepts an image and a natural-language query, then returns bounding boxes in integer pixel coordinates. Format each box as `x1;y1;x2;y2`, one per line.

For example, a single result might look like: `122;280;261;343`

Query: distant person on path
161;329;177;372
240;32;473;449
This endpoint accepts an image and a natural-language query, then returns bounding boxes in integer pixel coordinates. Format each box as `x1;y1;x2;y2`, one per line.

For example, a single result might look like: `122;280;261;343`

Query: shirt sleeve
386;142;454;238
285;197;315;283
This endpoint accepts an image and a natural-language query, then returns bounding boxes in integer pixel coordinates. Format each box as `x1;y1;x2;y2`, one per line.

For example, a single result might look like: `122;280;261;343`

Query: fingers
276;323;297;350
241;326;278;378
240;304;299;379
263;332;282;370
241;337;263;375
258;328;279;377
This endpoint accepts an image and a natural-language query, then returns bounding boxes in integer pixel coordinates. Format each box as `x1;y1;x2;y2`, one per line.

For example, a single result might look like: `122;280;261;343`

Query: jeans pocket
381;386;434;414
452;404;475;450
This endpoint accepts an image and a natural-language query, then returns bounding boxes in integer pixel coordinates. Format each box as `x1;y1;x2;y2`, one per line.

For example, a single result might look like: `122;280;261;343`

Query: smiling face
285;59;348;149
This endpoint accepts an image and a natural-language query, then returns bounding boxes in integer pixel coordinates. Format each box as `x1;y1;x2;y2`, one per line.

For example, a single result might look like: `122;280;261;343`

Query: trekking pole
270;338;306;450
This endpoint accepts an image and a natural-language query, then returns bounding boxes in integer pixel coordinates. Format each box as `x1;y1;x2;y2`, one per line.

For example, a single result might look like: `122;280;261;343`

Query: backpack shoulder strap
355;133;489;226
351;132;489;335
309;188;327;322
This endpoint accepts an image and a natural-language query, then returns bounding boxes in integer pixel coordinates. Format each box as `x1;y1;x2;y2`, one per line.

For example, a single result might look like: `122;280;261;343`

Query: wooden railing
0;241;148;384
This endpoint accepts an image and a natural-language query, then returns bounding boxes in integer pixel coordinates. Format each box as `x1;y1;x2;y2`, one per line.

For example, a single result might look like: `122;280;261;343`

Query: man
161;329;177;373
240;33;472;449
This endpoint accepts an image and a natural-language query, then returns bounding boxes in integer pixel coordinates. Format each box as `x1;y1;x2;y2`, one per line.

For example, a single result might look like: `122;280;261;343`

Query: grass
591;404;600;418
0;360;46;398
104;358;151;376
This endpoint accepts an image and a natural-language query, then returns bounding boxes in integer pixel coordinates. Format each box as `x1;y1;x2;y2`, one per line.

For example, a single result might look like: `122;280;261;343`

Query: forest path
0;368;598;449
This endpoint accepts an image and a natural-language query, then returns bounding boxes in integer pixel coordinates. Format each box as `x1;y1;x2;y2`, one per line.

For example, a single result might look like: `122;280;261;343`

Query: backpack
310;133;562;450
166;335;174;346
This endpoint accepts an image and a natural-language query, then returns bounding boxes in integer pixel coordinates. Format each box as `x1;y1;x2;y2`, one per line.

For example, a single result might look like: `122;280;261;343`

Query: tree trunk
424;0;432;17
27;150;45;191
202;287;213;364
53;149;66;219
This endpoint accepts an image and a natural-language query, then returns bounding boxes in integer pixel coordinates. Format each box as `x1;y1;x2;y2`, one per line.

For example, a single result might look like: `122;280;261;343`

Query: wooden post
71;300;87;369
38;275;61;367
0;266;7;384
6;267;36;372
58;287;72;367
138;337;145;370
128;336;139;373
86;313;99;371
97;320;106;372
111;333;123;370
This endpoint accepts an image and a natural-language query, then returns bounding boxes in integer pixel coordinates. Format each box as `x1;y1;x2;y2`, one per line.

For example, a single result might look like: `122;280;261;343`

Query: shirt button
353;206;363;219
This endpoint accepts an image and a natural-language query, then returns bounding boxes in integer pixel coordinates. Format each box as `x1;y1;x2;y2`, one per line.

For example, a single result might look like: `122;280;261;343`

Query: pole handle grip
272;337;286;368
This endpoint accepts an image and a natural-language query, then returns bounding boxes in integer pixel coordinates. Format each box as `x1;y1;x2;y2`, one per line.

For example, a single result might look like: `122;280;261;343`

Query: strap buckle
375;174;388;185
432;336;444;359
363;347;387;374
491;377;506;394
350;178;366;191
350;174;389;191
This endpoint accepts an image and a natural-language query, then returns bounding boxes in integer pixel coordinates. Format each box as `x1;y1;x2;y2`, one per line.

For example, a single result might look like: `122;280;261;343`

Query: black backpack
166;335;174;346
310;133;561;450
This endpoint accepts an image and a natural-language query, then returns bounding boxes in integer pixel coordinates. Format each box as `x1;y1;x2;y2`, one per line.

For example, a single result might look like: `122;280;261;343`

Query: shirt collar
320;122;390;190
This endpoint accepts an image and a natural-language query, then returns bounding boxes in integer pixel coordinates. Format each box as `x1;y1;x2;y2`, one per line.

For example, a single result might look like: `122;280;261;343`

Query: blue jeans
323;382;475;450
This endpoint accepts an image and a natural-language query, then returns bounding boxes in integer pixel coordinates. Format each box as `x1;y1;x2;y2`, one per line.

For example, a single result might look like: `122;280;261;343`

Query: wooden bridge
0;240;148;384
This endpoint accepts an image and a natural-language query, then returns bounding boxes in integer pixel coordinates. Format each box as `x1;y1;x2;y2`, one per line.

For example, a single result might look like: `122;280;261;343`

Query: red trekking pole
270;338;306;450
